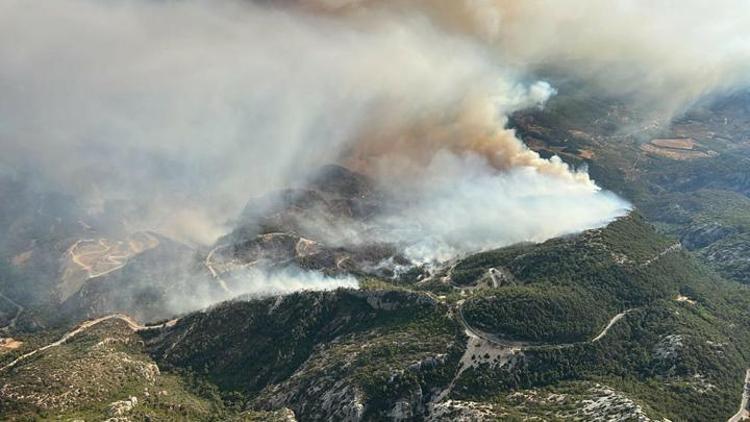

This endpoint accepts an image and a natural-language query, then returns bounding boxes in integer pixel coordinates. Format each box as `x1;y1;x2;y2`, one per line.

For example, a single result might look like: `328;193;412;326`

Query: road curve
0;314;177;373
450;240;674;349
68;233;161;279
457;303;634;351
457;304;532;349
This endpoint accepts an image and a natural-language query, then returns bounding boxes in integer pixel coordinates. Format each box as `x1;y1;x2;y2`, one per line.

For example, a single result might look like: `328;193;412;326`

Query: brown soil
640;139;716;160
651;138;696;150
578;149;595;159
0;338;23;350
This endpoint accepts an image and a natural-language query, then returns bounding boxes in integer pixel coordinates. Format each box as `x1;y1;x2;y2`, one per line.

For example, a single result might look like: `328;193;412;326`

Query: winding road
0;314;177;373
457;303;634;351
445;241;676;353
639;242;681;268
431;297;635;403
591;310;632;342
69;239;126;279
432;241;678;402
205;244;231;293
729;370;750;422
68;233;160;279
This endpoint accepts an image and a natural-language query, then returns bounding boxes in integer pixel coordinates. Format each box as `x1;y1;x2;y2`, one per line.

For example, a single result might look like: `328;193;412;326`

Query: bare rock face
108;396;138;417
387;383;425;421
654;334;685;361
681;222;737;250
577;385;653;422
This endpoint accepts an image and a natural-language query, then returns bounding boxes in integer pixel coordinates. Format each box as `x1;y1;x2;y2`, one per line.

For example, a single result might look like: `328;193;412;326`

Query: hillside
511;85;750;287
5;2;750;421
0;315;299;421
158;214;748;421
2;196;750;421
4;214;745;421
2;82;750;422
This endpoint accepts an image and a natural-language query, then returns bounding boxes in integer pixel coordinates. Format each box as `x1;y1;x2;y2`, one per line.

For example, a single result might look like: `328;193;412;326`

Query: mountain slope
127;214;750;421
148;289;462;420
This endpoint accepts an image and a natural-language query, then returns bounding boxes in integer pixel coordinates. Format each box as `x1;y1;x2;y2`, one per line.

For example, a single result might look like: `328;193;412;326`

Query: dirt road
68;233;160;279
729;370;750;422
0;314;177;372
205;244;231;293
457;303;634;350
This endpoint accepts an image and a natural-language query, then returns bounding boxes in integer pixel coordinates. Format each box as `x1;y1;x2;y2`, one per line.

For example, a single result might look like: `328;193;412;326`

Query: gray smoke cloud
304;0;750;118
1;0;688;262
489;0;750;118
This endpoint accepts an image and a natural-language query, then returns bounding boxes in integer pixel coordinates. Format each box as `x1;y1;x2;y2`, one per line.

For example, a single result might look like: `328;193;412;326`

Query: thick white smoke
374;153;630;264
165;267;359;315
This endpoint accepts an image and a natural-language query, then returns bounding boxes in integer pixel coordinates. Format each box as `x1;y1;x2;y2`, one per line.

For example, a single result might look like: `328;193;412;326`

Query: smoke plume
8;0;745;267
166;267;359;316
302;0;750;118
372;153;629;264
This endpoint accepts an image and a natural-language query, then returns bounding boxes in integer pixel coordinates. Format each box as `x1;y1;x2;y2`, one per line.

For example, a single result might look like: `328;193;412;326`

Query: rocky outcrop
108;396;138;417
654;334;685;361
700;234;750;283
681;222;737;250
